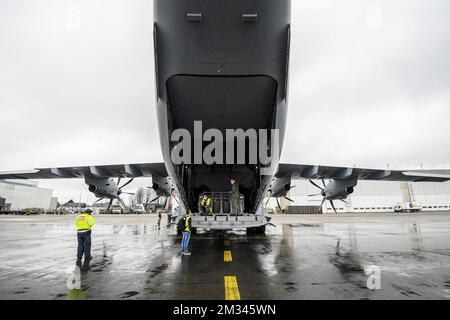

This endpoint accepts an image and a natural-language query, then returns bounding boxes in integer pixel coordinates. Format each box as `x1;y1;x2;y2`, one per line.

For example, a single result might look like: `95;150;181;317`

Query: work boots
82;256;92;271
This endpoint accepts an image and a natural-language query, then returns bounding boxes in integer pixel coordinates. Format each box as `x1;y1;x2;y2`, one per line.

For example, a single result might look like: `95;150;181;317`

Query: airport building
0;180;58;211
274;180;450;213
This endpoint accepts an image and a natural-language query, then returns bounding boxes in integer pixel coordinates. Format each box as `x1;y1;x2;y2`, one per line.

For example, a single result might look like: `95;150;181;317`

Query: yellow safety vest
76;214;95;231
201;197;212;212
184;216;191;232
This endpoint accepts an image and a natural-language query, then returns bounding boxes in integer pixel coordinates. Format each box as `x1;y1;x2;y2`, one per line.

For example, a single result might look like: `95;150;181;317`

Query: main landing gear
246;225;266;235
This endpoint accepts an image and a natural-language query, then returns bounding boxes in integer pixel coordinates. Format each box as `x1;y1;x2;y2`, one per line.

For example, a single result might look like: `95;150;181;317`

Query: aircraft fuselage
153;0;291;213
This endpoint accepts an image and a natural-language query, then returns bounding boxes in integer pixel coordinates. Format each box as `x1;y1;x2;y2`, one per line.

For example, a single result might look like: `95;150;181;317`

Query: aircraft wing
276;164;450;182
0;163;168;180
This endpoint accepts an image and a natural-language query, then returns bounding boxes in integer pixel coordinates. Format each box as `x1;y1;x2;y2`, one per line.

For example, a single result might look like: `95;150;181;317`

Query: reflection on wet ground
1;213;450;299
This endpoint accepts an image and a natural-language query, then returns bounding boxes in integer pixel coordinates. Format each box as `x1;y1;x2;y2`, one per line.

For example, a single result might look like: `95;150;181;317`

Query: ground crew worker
200;194;213;215
180;210;192;255
75;209;95;270
157;210;162;228
230;178;240;215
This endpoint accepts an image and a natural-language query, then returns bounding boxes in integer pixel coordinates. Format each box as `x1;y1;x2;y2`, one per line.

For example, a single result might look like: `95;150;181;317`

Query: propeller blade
284;196;294;202
265;196;271;206
117;177;121;187
119;178;134;189
107;199;114;211
150;195;161;203
339;199;349;205
309;179;324;191
321;179;326;188
330;200;337;213
320;197;326;207
94;197;104;203
121;192;135;195
307;193;322;197
276;197;281;211
116;196;127;211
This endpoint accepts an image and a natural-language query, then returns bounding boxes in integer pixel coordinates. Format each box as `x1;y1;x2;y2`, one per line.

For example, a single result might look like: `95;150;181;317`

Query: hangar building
0;180;57;211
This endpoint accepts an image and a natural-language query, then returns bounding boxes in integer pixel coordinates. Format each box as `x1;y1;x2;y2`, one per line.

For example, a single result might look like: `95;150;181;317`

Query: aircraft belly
154;0;291;212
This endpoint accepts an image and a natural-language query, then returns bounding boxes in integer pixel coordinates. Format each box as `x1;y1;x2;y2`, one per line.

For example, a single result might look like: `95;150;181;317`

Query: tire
246;225;266;235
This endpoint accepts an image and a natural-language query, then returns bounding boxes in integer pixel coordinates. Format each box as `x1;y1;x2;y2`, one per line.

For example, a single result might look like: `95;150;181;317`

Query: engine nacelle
85;176;118;199
323;179;357;200
152;175;172;197
270;176;292;198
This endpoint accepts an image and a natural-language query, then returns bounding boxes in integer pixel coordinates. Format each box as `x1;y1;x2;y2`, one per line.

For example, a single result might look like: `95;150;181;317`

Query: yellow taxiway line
224;276;241;300
224;250;232;262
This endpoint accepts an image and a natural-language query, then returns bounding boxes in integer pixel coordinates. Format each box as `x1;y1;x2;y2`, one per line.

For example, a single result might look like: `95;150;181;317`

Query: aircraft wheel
246;225;266;235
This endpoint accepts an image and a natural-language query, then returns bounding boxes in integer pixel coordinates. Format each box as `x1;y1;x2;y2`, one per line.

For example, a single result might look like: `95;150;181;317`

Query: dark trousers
231;196;239;215
77;230;92;260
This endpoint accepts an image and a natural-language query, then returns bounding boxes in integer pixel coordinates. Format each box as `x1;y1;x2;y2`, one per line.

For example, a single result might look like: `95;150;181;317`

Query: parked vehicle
394;202;422;213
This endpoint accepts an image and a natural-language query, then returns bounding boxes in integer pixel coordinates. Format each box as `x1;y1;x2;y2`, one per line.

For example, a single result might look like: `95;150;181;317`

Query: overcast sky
1;0;449;203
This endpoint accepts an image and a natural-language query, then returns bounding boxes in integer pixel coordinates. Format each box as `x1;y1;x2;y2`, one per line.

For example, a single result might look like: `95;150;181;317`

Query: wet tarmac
1;213;450;300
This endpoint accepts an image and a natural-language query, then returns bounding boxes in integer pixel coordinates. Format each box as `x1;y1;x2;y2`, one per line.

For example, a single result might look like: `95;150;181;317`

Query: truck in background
394;202;422;213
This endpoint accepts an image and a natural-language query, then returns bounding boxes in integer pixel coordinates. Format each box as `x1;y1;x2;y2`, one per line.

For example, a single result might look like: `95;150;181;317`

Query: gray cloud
1;0;449;202
283;0;450;169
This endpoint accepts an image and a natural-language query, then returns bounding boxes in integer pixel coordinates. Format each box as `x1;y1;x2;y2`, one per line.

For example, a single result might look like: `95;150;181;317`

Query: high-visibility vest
202;197;212;213
76;214;95;231
201;197;211;207
184;216;191;232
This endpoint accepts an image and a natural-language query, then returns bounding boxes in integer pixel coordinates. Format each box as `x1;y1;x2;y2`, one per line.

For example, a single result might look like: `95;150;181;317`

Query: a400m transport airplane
1;0;449;233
